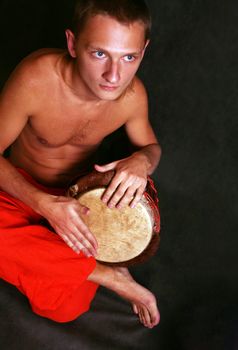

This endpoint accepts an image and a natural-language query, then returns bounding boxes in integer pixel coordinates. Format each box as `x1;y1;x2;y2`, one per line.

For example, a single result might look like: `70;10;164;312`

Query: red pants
0;169;99;322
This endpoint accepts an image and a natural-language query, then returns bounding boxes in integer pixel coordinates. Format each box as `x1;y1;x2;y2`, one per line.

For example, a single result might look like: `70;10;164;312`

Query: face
66;14;149;101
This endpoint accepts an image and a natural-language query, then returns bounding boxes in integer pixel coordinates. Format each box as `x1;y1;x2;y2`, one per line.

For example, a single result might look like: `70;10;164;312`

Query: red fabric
0;168;98;322
144;177;160;233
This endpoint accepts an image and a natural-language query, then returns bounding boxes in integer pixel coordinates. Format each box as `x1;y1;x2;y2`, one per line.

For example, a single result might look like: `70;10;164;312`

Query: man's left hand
94;154;148;209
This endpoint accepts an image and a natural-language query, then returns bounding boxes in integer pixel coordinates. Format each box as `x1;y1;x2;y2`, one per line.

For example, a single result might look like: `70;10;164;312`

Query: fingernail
82;207;90;215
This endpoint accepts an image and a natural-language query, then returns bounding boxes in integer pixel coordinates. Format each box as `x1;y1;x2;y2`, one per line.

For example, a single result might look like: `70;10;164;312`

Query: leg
0;191;98;321
31;280;98;323
88;262;160;328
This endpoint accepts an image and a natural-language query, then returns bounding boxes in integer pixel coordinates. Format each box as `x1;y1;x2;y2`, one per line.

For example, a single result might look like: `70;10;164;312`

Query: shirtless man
0;0;161;328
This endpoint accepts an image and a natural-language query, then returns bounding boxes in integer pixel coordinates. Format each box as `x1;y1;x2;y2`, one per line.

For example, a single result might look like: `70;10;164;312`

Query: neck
60;54;106;105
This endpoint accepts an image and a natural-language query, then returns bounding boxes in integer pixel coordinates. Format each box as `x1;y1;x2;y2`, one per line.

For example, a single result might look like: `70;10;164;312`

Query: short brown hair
71;0;151;41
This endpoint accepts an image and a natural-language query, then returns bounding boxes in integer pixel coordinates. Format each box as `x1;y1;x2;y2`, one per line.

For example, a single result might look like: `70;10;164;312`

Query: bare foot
88;263;160;328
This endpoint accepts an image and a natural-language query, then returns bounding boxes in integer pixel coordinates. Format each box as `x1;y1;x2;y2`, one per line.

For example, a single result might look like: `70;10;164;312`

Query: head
71;0;151;42
65;0;151;101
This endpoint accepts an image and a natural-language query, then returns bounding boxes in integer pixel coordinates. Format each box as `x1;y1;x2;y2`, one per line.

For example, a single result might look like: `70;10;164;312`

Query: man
0;0;161;328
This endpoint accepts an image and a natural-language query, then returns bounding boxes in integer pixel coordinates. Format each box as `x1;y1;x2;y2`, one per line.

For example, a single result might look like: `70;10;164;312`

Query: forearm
0;155;53;214
132;143;162;175
0;155;98;256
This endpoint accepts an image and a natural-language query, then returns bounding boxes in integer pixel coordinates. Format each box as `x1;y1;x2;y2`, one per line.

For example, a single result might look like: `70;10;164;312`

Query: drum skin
67;170;160;266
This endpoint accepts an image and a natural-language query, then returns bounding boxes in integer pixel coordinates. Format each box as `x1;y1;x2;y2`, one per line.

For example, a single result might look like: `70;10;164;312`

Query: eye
93;51;106;59
123;55;136;62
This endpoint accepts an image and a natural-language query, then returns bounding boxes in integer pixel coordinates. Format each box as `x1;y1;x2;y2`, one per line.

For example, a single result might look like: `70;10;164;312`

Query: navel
37;136;49;145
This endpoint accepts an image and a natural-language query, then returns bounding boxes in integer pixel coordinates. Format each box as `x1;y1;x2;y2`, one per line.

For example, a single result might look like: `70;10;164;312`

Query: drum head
77;187;153;263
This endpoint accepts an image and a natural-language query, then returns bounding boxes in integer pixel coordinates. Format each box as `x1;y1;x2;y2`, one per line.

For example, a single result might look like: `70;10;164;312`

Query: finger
68;233;93;257
69;204;90;221
53;217;97;256
107;181;138;209
107;186;128;208
78;204;90;215
116;187;137;209
61;234;73;247
100;177;122;205
61;234;81;254
70;214;98;252
69;221;99;257
130;187;145;209
72;245;81;255
74;221;98;253
103;177;130;207
94;161;118;173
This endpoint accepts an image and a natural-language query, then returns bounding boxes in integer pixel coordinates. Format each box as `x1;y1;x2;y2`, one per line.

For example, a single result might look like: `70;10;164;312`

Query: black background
0;1;237;349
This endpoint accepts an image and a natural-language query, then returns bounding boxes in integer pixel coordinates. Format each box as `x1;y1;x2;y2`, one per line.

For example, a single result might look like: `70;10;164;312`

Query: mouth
99;84;119;91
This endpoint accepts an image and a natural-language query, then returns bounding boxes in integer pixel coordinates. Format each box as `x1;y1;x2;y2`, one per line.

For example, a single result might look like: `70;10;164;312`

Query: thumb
79;204;90;216
94;161;118;173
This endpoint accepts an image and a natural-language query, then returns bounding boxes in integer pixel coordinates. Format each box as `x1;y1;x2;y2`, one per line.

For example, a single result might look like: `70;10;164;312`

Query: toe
138;309;146;327
143;306;153;328
133;303;138;314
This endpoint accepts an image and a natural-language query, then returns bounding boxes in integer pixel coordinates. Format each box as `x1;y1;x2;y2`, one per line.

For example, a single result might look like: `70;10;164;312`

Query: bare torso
8;49;131;186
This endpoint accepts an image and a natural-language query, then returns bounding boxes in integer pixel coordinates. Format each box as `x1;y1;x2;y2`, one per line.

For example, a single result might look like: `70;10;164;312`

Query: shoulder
0;49;67;111
5;49;66;90
117;76;149;120
122;76;148;109
126;76;148;101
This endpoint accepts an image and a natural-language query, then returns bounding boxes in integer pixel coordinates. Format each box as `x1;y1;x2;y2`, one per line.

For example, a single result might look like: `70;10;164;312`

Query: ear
65;29;77;58
144;39;150;50
141;39;150;58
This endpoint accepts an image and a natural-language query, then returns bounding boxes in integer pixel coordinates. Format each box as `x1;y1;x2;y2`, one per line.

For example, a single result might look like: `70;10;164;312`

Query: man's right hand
39;195;98;257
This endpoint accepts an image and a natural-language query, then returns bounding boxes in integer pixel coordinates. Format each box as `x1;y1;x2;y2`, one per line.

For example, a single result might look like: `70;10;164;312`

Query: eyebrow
87;45;143;56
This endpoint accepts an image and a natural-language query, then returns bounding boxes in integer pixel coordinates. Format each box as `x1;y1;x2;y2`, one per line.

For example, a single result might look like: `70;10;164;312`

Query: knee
31;281;99;323
31;303;89;323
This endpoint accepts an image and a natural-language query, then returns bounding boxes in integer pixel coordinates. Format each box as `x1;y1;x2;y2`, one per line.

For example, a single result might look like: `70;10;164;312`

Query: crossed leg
88;262;160;328
0;185;159;327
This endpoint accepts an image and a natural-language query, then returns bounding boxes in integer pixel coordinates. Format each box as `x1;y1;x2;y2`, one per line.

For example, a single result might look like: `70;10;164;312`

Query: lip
99;84;119;91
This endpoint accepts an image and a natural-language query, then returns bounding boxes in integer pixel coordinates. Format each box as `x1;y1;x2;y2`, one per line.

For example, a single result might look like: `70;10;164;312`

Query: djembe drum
67;170;160;266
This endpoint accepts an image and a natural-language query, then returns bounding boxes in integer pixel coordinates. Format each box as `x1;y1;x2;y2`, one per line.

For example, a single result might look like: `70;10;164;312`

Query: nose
102;60;120;84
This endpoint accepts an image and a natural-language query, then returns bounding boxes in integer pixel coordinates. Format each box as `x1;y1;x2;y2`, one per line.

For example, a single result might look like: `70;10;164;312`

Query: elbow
153;142;162;161
158;143;162;160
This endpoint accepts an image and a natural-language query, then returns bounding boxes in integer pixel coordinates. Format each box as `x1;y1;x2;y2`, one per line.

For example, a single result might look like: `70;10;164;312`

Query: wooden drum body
67;170;160;266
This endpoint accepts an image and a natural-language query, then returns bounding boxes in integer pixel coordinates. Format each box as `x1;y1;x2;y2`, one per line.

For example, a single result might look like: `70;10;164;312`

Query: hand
94;153;148;209
40;195;98;257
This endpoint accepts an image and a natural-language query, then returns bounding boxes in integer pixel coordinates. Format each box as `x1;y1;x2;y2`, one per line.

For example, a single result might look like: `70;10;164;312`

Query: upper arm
124;78;158;148
0;61;36;153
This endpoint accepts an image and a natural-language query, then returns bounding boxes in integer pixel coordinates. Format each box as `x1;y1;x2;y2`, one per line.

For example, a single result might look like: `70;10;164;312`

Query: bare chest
27;104;126;148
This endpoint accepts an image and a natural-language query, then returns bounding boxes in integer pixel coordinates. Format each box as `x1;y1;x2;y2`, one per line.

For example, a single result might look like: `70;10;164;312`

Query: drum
67;170;160;266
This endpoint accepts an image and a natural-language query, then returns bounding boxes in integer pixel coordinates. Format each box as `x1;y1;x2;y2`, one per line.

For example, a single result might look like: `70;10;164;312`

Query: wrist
132;151;152;174
28;190;56;217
